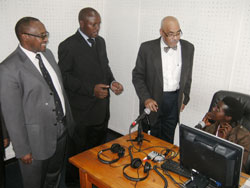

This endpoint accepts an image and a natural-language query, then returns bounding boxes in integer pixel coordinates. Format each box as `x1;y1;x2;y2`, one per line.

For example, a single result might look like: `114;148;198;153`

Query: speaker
97;143;125;164
123;146;151;182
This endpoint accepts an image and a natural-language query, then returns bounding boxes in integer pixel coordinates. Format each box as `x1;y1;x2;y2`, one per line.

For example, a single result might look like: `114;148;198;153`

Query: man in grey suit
132;16;194;144
0;17;74;188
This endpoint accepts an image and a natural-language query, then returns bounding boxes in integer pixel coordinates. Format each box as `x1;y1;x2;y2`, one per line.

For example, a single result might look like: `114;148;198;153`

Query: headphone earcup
131;158;142;169
118;147;125;157
144;162;151;173
110;143;121;153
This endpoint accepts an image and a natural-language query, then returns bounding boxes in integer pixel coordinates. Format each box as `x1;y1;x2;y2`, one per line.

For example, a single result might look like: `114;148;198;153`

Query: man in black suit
58;7;123;184
132;16;194;144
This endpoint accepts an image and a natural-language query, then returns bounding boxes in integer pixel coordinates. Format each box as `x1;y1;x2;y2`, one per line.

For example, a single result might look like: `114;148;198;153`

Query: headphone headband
97;143;125;164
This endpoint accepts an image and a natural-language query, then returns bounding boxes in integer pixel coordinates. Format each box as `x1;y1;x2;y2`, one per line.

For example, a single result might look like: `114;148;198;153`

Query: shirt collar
19;44;37;60
78;28;95;41
160;37;180;49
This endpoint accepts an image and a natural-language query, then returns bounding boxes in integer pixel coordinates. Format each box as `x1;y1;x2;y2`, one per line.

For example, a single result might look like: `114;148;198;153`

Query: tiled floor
4;129;122;188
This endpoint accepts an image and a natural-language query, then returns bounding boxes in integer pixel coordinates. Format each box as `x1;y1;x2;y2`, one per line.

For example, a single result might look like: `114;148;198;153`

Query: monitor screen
179;124;243;188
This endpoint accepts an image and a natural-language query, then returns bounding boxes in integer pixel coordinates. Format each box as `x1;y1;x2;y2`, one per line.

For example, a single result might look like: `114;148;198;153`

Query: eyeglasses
162;30;182;39
23;31;49;40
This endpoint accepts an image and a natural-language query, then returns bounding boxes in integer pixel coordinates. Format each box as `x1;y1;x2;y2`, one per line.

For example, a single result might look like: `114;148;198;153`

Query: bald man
132;16;195;143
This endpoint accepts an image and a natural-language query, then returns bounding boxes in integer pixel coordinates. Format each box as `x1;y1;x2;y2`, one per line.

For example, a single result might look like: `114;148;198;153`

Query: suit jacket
0;46;74;160
0;110;6;188
58;31;115;125
203;122;250;173
132;38;194;126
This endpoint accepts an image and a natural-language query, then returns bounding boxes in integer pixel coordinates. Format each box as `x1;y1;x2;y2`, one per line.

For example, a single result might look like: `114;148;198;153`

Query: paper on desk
241;178;250;188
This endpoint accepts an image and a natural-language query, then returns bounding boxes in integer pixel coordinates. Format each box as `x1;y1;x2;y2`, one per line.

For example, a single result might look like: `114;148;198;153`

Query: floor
4;129;123;188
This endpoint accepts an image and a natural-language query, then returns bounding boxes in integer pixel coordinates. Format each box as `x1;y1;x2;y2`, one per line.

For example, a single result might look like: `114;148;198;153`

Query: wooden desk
69;132;250;188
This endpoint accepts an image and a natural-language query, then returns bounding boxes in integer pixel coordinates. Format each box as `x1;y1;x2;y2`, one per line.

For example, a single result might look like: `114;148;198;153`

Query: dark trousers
0;152;4;188
0;126;5;188
18;134;67;188
65;118;109;184
152;91;179;144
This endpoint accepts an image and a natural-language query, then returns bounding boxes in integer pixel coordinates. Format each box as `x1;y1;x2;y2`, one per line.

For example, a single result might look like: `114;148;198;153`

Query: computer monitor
179;124;243;188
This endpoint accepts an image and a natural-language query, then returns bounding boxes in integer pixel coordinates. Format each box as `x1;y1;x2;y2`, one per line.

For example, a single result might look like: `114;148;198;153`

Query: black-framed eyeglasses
162;30;182;39
23;31;49;40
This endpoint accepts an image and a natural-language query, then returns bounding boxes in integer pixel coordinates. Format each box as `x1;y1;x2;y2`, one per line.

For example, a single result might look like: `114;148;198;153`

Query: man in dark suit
132;16;194;144
58;7;123;184
0;17;74;188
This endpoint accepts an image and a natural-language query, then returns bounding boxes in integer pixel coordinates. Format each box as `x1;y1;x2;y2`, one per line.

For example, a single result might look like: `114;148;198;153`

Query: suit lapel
16;47;47;85
179;39;188;88
152;38;163;88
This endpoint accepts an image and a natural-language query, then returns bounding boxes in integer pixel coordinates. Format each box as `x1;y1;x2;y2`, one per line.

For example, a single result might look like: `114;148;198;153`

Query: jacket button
52;109;56;112
54;123;57;126
50;92;53;95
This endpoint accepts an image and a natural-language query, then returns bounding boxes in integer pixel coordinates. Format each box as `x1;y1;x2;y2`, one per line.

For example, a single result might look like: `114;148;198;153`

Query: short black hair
78;7;100;22
222;96;244;123
15;17;40;41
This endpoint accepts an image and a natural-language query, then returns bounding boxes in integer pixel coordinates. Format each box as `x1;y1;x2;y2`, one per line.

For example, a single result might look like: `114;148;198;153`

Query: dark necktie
36;54;64;122
87;38;95;47
164;46;177;53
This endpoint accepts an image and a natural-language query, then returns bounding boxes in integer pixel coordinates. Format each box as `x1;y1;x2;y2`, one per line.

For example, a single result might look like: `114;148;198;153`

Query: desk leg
79;169;92;188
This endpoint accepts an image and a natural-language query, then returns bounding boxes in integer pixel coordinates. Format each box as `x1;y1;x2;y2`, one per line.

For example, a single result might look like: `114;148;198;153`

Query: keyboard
161;159;191;178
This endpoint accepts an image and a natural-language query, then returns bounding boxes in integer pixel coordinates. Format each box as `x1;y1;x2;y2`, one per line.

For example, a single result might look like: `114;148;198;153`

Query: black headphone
97;143;125;164
123;146;151;182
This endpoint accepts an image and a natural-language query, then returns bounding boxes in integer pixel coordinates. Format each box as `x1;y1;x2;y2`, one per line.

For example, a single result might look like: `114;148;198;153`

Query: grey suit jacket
132;38;194;126
0;46;74;160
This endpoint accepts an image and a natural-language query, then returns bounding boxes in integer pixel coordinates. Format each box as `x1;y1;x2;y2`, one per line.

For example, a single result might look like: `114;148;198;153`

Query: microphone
131;108;151;126
195;121;206;129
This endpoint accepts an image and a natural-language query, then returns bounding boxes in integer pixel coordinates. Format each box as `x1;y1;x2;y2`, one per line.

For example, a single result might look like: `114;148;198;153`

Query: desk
69;131;250;188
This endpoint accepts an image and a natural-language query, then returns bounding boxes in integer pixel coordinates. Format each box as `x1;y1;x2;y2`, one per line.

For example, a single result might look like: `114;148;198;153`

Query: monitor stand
185;173;210;188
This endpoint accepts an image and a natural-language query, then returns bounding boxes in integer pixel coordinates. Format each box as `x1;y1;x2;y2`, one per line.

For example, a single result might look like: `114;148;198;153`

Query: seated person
195;96;250;173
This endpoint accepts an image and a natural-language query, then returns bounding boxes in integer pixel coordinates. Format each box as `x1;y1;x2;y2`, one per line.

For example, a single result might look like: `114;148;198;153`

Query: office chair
208;90;250;174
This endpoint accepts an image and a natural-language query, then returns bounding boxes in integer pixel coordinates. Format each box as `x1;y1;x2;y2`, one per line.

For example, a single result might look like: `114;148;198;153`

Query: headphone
123;146;151;182
97;143;125;164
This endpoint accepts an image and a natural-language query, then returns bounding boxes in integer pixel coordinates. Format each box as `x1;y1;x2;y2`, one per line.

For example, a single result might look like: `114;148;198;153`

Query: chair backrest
208;90;250;131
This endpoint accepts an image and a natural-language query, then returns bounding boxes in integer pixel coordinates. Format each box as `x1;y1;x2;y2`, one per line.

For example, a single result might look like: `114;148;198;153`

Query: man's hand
218;123;232;139
21;153;33;164
144;98;158;112
111;81;123;95
202;112;215;127
94;84;109;99
180;104;185;112
3;138;9;148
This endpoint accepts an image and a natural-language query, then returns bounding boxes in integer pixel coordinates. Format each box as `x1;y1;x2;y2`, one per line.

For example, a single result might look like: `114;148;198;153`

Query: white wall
1;0;250;157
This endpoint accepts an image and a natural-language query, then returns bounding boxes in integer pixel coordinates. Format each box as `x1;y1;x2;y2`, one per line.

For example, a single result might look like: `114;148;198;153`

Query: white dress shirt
160;37;182;92
78;28;95;47
19;44;66;115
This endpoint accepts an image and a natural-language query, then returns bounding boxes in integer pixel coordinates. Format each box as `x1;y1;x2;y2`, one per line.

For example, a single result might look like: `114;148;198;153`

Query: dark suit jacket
132;38;194;126
203;122;250;173
0;46;74;160
58;31;115;126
